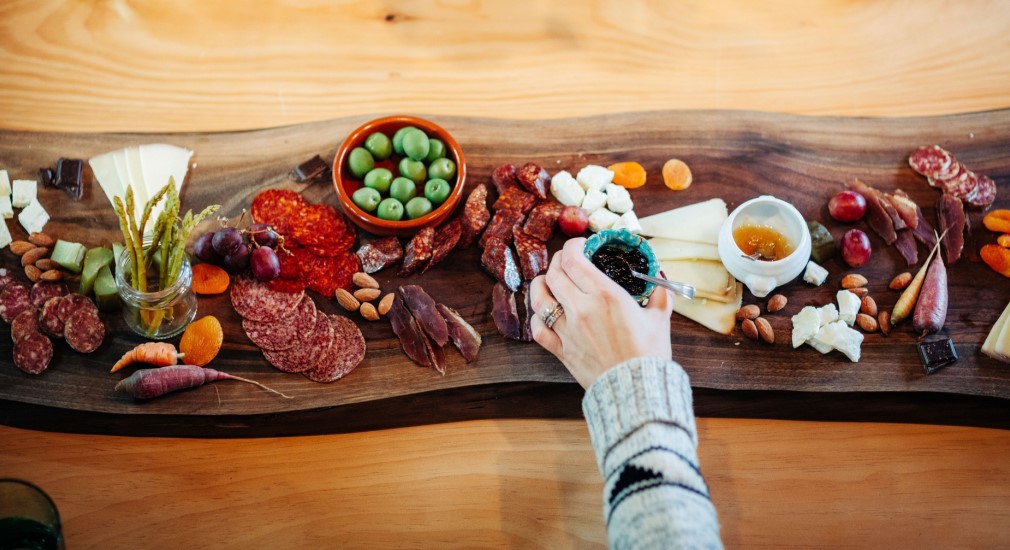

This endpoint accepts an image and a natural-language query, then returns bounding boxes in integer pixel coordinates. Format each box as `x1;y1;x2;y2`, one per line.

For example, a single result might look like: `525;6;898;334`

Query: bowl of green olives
334;115;466;237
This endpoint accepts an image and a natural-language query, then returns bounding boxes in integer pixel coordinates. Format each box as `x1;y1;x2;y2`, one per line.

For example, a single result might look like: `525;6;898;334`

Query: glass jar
115;248;198;340
0;478;65;550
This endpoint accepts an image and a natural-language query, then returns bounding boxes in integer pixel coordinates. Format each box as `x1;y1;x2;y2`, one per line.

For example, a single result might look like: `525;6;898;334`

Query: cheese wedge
648;238;720;261
659;259;734;297
671;282;742;335
982;301;1010;360
990;302;1010;361
125;146;149;208
88;151;125;205
139;143;192;196
638;198;727;244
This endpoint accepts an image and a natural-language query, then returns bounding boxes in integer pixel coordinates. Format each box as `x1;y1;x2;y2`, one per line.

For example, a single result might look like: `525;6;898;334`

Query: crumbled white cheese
576;165;613;192
803;260;828;286
549;170;585;207
0;221;11;249
817;303;838;327
836;290;860;326
811;320;863;362
588;208;621;232
616;210;642;234
0;170;10;196
11;179;36;209
0;195;12;219
581;188;608;213
18;198;48;234
605;183;634;213
791;306;820;348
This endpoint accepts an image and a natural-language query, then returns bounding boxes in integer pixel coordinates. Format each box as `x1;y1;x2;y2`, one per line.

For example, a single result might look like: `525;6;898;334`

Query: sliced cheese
981;301;1010;360
125;146;149;208
0;220;11;249
88;151;125;206
659;259;734;297
638;198;727;244
139;143;192;196
991;302;1010;361
671;282;742;335
648;238;720;261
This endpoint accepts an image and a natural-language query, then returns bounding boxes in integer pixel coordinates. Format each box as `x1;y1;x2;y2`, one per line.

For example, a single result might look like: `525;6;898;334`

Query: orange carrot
891;237;941;326
110;342;184;373
191;263;231;295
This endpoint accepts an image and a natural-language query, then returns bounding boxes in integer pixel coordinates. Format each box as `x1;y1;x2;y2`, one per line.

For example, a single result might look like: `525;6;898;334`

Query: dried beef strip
491;163;520;195
492;186;538;216
491;282;522;340
14;331;53;375
938;193;966;264
458;184;491;249
436;303;481;363
481;237;522;292
302;314;366;383
516;162;549;200
479;209;525;248
522;201;564;242
893;230;919;267
0;283;31;324
388;296;431;368
400;227;435;276
399;285;450;347
883;192;918;230
845;179;897;245
422;218;462;274
64;309;105;354
513;227;548;281
520;282;533;342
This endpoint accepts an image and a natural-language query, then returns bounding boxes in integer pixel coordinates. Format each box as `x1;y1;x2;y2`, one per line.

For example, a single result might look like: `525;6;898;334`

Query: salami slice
513;226;548;280
56;293;99;324
243;294;316;351
262;313;333;373
290;204;353;250
516;162;549;200
400;227;435;276
909;145;956;180
302;315;366;383
64;308;105;353
0;268;18;292
458;184;490;249
356;236;404;274
966;174;997;207
230;276;304;322
305;251;359;296
13;331;53;375
11;309;40;343
522;201;564;242
491;163;519;195
29;281;68;309
422;218;462;273
250;189;307;236
938;169;980;202
0;283;31;324
38;296;66;338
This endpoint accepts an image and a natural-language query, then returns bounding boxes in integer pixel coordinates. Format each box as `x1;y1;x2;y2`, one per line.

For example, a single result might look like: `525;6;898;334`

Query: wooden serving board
2;110;1010;436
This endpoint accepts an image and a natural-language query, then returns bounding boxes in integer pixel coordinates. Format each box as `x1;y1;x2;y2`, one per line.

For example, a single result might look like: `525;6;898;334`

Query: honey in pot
733;224;795;261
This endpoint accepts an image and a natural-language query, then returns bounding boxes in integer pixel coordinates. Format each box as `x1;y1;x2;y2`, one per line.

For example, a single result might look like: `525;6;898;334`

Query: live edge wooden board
2;110;1010;437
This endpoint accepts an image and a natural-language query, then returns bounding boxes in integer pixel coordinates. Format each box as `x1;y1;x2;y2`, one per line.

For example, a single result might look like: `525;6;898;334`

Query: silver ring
541;302;565;329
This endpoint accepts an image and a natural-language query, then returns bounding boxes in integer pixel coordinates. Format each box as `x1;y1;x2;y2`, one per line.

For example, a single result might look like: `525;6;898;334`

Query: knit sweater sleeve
582;356;722;549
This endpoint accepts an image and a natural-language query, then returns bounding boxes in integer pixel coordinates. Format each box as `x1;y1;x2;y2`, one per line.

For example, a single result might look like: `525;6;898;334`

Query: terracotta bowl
333;115;466;237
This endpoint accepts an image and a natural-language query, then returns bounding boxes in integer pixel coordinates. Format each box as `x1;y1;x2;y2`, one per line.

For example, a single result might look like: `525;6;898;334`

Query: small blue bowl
584;229;661;303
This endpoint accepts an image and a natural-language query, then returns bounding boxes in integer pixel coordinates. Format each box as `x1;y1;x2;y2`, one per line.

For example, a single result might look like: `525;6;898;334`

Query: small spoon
631;271;696;300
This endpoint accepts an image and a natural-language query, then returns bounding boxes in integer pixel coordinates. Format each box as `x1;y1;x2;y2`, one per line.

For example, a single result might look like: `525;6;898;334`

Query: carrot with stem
891;231;944;326
110;342;185;373
115;365;293;400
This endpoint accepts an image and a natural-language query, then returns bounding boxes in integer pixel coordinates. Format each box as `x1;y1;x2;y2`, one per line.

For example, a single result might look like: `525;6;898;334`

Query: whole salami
14;331;54;375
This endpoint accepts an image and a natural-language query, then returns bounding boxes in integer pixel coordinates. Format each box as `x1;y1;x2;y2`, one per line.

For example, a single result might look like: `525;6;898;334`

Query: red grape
248;223;279;248
222;243;251;273
193;232;220;264
828;191;867;223
250;247;281;281
212;227;243;256
840;229;872;267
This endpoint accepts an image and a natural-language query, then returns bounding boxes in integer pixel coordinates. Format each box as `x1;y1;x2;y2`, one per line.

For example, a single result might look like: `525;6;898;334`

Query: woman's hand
530;237;675;389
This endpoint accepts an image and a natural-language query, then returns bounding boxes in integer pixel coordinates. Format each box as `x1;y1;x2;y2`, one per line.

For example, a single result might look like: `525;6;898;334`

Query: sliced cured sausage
302;315;366;383
422;218;462;274
491;163;519;195
64;308;105;353
56;293;99;324
909;145;957;180
0;283;31;324
14;331;53;375
492;186;538;216
230;276;303;322
243;294;316;351
516;162;550;200
38;296;66;338
481;237;521;292
522;201;564;242
479;209;525;248
458;183;491;248
11;309;40;343
262;313;332;373
966;174;997;207
513;226;548;281
29;281;68;309
400;227;435;276
0;268;18;292
356;236;404;274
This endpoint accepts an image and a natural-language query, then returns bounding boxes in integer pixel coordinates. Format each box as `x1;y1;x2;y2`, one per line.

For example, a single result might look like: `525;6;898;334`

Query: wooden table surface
2;1;1010;547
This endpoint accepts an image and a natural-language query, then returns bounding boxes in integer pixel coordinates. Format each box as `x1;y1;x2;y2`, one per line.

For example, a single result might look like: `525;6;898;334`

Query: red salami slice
290;204;354;251
251;189;307;236
400;227;435;276
522;201;564;241
909;145;956;180
458;184;490;248
38;296;66;338
262;313;333;373
230;276;304;322
966;174;997;207
306;251;359;296
243;294;316;351
302;315;366;383
29;281;68;310
938;170;980;202
516;162;549;200
492;186;538;215
356;236;404;274
491;163;519;195
0;283;31;324
513;226;548;280
422;218;462;273
56;293;99;324
64;309;105;353
13;331;53;375
11;309;40;343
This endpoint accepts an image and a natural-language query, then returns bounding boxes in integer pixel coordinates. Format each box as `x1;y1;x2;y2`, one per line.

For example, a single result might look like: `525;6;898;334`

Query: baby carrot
891;239;940;326
110;342;184;373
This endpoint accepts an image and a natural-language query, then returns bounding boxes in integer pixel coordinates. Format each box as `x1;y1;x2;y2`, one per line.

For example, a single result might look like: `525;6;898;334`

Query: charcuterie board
2;109;1010;436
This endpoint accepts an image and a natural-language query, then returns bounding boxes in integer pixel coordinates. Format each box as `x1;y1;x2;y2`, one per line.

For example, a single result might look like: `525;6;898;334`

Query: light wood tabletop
3;1;1010;547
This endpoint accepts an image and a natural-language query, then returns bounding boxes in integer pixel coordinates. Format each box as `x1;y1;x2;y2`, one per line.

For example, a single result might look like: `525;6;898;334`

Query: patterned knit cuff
582;357;697;474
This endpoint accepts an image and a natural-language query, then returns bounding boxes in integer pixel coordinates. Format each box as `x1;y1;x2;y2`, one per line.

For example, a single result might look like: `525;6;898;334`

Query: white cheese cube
791;306;820;348
836;290;860;326
588;208;621;232
0;170;10;196
605;183;634;214
550;171;586;207
803;260;828;286
618;210;642;234
812;320;863;362
18;198;49;234
581;188;608;213
807;336;835;355
12;179;37;208
576;165;613;192
0;220;11;249
0;195;12;219
817;303;838;327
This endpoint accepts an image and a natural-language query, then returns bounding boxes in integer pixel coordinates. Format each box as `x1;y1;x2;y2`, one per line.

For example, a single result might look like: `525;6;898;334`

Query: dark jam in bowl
591;244;648;296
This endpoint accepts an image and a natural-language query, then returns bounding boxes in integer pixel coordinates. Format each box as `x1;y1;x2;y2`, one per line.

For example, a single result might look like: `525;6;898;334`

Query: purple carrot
115;365;292;400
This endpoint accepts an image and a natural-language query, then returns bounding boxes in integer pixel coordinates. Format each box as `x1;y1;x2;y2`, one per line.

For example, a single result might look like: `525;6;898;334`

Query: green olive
398;157;427;184
424;178;451;205
402;128;431;162
347;147;374;179
424;138;446;163
351;187;381;213
389;177;417;203
364;132;392;161
427;157;456;181
377;197;404;221
363;167;394;194
405;196;433;219
392;126;418;156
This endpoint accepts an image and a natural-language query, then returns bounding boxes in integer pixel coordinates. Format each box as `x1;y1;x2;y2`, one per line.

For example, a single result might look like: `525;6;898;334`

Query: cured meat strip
436;303;481;363
400;227;435;276
513;227;548;281
522;201;564;242
481;237;521;292
516;162;549;200
11;309;40;343
480;209;525;248
883;193;918;230
420;329;447;375
492;186;538;216
0;283;31;324
492;283;521;340
521;282;533;342
64;308;105;353
302;315;366;383
458;183;491;248
491;163;519;195
399;285;449;347
893;230;918;267
262;313;332;373
845;179;897;245
243;294;316;351
230;276;303;323
422;218;462;274
938;193;966;264
38;296;66;338
29;281;68;310
388;295;431;368
14;331;53;375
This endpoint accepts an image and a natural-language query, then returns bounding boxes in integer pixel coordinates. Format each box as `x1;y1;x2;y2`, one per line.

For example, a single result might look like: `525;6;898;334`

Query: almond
377;292;395;315
856;313;878;333
736;304;760;321
24;265;41;282
10;241;34;256
847;287;869;298
889;272;912;290
766;294;787;313
39;269;62;282
352;272;380;289
28;232;56;248
21;247;49;267
878;311;891;336
353;288;382;302
754;316;775;344
34;258;59;271
841;273;868;289
741;318;759;340
359;302;380;321
860;296;878;317
334;288;360;311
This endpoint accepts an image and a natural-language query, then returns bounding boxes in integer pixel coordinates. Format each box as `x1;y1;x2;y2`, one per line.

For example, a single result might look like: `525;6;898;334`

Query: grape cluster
194;222;282;281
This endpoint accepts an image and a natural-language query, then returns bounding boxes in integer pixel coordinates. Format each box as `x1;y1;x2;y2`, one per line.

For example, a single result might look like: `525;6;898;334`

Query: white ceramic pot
717;195;811;298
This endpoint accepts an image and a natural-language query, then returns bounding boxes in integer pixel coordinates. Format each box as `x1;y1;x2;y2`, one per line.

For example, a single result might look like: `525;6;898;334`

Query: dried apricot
179;315;224;367
998;234;1010;248
981;244;1010;278
191;263;230;295
662;159;693;191
982;209;1010;233
607;162;647;189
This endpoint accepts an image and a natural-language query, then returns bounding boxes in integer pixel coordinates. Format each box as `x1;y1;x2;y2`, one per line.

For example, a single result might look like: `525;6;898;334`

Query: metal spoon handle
631;271;696;300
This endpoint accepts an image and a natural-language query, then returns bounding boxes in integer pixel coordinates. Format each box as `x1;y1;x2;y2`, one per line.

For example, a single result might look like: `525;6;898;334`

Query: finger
528;275;565;357
544;248;585;308
530;274;568;334
530;309;564;358
645;286;675;319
